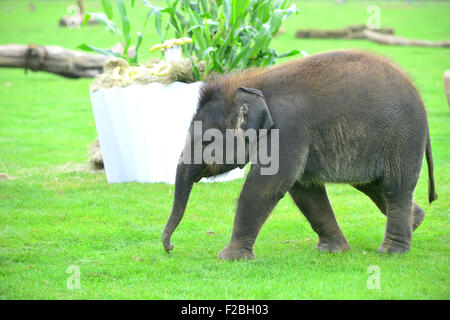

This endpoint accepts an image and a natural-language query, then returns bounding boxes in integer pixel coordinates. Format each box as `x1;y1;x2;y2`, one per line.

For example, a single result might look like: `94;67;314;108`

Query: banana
173;38;185;45
153;63;170;76
150;37;193;53
182;37;192;44
150;43;167;53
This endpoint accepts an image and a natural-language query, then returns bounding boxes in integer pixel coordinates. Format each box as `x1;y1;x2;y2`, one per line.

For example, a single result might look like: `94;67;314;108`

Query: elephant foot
377;239;410;254
412;209;425;231
218;244;255;261
316;236;350;253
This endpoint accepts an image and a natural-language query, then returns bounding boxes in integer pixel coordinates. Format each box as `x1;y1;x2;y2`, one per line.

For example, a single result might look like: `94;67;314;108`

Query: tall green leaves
145;0;300;79
78;0;300;76
78;0;142;65
116;0;132;54
101;0;114;19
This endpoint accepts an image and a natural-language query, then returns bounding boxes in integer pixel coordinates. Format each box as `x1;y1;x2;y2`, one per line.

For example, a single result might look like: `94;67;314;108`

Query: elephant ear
235;87;274;131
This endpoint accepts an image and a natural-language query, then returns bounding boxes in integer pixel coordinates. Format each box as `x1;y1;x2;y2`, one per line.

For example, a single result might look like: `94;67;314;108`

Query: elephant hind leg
352;182;425;231
289;182;349;252
377;191;414;254
352;181;386;214
411;203;425;231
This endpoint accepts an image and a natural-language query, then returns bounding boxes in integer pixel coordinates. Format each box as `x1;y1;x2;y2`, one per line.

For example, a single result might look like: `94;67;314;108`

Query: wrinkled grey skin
162;50;437;260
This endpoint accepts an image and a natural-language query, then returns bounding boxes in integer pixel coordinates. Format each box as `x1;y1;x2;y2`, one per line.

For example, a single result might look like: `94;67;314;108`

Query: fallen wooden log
59;14;99;28
0;44;110;78
363;29;450;48
444;70;450;108
295;24;394;39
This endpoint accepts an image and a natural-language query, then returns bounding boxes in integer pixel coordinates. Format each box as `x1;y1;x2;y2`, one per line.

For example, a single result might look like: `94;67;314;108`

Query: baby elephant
162;50;437;260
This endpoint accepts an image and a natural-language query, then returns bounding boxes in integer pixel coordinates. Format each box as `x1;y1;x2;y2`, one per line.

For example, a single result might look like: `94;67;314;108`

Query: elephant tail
425;131;437;203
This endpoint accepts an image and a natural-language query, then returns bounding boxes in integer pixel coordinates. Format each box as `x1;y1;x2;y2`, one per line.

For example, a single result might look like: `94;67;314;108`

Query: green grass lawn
0;0;449;299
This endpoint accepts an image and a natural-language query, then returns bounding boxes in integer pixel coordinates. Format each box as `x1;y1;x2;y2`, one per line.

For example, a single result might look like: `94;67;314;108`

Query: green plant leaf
223;0;231;28
101;0;114;20
187;24;204;33
144;3;164;41
276;49;300;59
269;9;284;35
85;12;121;37
115;0;131;53
233;0;249;23
131;31;143;65
200;47;216;60
77;43;122;58
192;61;201;81
82;12;91;26
283;4;300;18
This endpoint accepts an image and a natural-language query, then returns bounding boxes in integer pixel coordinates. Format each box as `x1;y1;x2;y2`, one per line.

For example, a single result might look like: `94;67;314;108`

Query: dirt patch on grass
56;162;101;174
0;173;16;180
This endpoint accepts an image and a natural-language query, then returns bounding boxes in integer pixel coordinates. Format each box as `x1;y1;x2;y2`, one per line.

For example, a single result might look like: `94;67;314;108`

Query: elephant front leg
218;167;294;260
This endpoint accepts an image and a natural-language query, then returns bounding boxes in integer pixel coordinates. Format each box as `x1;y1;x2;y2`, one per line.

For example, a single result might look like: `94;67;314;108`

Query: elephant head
162;85;274;253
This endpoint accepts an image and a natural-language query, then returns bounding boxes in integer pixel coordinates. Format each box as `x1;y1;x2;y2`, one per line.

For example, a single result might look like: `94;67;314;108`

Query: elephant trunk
162;163;199;253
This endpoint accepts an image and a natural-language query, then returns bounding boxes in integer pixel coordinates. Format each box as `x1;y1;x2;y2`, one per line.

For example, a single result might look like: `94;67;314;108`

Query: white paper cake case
90;81;245;184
